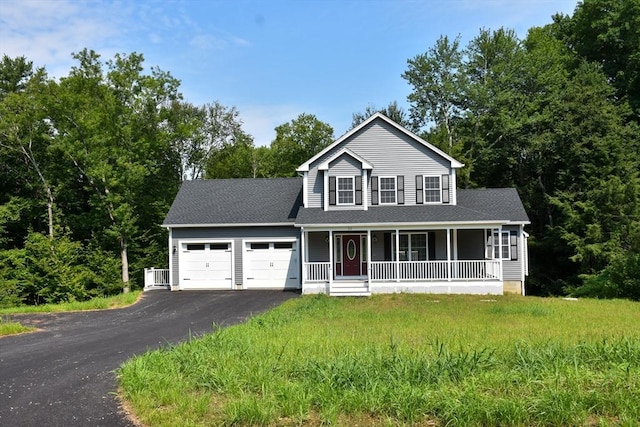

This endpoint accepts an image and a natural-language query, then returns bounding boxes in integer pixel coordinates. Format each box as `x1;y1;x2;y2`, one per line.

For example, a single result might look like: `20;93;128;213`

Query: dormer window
379;177;397;204
424;176;441;203
337;177;354;205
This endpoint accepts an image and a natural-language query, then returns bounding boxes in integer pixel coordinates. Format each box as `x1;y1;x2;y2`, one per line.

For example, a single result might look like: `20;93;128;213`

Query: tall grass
0;316;35;336
0;290;142;315
119;295;640;426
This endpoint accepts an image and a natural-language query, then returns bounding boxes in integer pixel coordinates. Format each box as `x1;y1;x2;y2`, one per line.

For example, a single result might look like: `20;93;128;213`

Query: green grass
0;316;35;336
0;291;142;337
0;291;142;315
118;294;640;426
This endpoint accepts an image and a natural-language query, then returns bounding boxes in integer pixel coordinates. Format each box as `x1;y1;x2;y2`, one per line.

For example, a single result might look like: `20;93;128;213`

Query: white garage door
179;242;233;290
244;241;299;289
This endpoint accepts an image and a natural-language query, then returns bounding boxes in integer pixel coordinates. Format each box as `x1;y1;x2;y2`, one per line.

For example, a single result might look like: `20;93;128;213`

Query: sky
1;0;579;146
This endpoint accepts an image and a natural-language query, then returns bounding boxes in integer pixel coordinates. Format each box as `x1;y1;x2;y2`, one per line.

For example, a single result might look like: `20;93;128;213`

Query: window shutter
329;176;336;206
355;176;362;205
371;175;378;205
442;174;450;204
397;176;404;204
428;232;436;260
510;231;518;260
416;175;423;204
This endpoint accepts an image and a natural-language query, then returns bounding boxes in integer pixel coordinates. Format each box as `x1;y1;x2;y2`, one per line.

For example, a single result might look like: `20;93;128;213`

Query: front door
342;235;361;276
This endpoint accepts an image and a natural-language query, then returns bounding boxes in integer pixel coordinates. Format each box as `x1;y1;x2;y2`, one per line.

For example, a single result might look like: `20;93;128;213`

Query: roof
295;188;530;226
164;180;529;228
163;178;302;226
297;113;464;172
318;147;373;171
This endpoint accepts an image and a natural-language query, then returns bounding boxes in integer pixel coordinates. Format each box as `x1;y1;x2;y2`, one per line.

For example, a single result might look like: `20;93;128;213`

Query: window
250;243;269;250
210;243;229;251
186;244;205;251
392;233;428;261
379;177;397;204
424;176;441;203
490;231;511;259
274;242;293;250
337;177;354;205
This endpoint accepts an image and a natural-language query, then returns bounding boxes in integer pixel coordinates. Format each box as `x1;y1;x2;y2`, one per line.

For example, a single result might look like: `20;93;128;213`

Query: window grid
337;177;354;205
392;233;428;261
492;231;511;260
424;176;441;203
379;177;397;204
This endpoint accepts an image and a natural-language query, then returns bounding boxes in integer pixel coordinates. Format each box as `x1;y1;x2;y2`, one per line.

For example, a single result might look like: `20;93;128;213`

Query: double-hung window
424;176;441;203
486;231;511;259
337;177;354;205
379;177;397;204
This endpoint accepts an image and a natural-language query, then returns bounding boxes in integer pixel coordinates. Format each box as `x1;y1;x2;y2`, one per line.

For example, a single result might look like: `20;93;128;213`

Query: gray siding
327;154;361;176
502;225;522;281
171;226;300;286
307;120;452;209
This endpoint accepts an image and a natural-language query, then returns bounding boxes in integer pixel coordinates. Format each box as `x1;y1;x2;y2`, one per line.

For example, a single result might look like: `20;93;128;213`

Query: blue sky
1;0;578;146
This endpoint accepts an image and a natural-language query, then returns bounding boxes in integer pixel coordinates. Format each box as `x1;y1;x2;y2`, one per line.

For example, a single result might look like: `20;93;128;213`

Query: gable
298;113;463;172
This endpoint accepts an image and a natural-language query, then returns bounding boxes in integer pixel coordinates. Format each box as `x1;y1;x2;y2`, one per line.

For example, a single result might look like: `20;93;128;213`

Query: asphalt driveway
0;290;298;427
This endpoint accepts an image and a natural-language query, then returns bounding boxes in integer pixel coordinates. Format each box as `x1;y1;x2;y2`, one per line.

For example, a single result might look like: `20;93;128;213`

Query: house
155;113;530;296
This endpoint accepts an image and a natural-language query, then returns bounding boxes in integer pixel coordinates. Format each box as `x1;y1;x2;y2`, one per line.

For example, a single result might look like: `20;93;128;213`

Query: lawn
119;294;640;426
0;291;142;337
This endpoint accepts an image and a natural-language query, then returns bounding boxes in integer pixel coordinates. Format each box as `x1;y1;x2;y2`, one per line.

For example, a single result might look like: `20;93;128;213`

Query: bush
574;252;640;300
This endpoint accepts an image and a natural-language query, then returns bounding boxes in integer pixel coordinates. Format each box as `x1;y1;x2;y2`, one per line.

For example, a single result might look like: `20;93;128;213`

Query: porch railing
369;260;501;282
304;262;331;282
303;260;501;283
144;268;170;290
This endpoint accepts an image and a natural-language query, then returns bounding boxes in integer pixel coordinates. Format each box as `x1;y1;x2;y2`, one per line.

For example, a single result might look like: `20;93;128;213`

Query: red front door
342;235;361;276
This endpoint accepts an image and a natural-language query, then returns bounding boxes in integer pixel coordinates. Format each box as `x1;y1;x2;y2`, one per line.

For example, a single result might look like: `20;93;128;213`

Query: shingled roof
163;178;302;226
164;180;528;227
294;188;529;226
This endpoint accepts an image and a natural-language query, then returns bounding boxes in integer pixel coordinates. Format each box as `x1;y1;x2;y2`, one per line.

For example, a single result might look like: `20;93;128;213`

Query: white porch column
395;229;400;282
452;228;458;279
302;172;308;208
300;227;306;287
367;229;372;281
328;230;333;291
446;228;451;281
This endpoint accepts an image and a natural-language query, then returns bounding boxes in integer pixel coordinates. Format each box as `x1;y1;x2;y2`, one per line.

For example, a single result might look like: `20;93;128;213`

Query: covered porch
300;226;511;296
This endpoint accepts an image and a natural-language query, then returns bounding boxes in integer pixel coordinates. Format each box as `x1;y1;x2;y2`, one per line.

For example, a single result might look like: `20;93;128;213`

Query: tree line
1;0;638;306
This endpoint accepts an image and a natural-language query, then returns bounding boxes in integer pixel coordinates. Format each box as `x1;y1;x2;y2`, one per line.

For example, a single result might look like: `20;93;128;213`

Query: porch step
330;281;371;297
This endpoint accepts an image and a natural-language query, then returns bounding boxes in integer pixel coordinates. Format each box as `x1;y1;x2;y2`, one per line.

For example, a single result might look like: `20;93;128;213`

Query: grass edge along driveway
119;294;640;426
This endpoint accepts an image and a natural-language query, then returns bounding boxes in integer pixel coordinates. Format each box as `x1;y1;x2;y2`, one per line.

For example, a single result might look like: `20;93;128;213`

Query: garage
243;240;300;289
179;242;233;290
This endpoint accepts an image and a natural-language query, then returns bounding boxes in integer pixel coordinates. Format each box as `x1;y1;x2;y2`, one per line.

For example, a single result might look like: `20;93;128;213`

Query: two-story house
159;113;530;296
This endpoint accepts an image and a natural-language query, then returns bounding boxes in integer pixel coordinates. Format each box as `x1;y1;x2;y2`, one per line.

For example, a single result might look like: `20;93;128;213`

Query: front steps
329;280;371;297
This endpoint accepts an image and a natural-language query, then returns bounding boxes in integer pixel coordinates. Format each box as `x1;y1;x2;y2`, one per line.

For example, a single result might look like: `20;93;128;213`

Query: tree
0;57;57;239
269;114;334;177
205;132;265;179
351;101;411;129
553;0;640;119
402;35;466;154
49;49;181;292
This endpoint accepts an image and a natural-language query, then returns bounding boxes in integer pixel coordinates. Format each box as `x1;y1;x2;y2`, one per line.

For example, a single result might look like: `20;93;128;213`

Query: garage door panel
180;242;233;290
244;241;299;289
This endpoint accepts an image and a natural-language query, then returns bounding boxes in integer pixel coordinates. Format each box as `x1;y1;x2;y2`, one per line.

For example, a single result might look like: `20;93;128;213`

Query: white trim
323;171;329;211
424;175;442;204
318;147;373;171
451;169;457;205
303;171;308;208
362;169;368;211
301;227;306;285
296;220;511;230
168;228;173;288
164;223;295;228
297;113;464;172
336;176;355;206
378;176;398;205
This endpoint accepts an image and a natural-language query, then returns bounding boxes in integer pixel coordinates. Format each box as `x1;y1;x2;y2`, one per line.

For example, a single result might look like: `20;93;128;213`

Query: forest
1;0;638;306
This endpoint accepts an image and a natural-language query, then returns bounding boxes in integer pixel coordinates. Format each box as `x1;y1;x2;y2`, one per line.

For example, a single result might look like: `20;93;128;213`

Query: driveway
0;290;298;427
